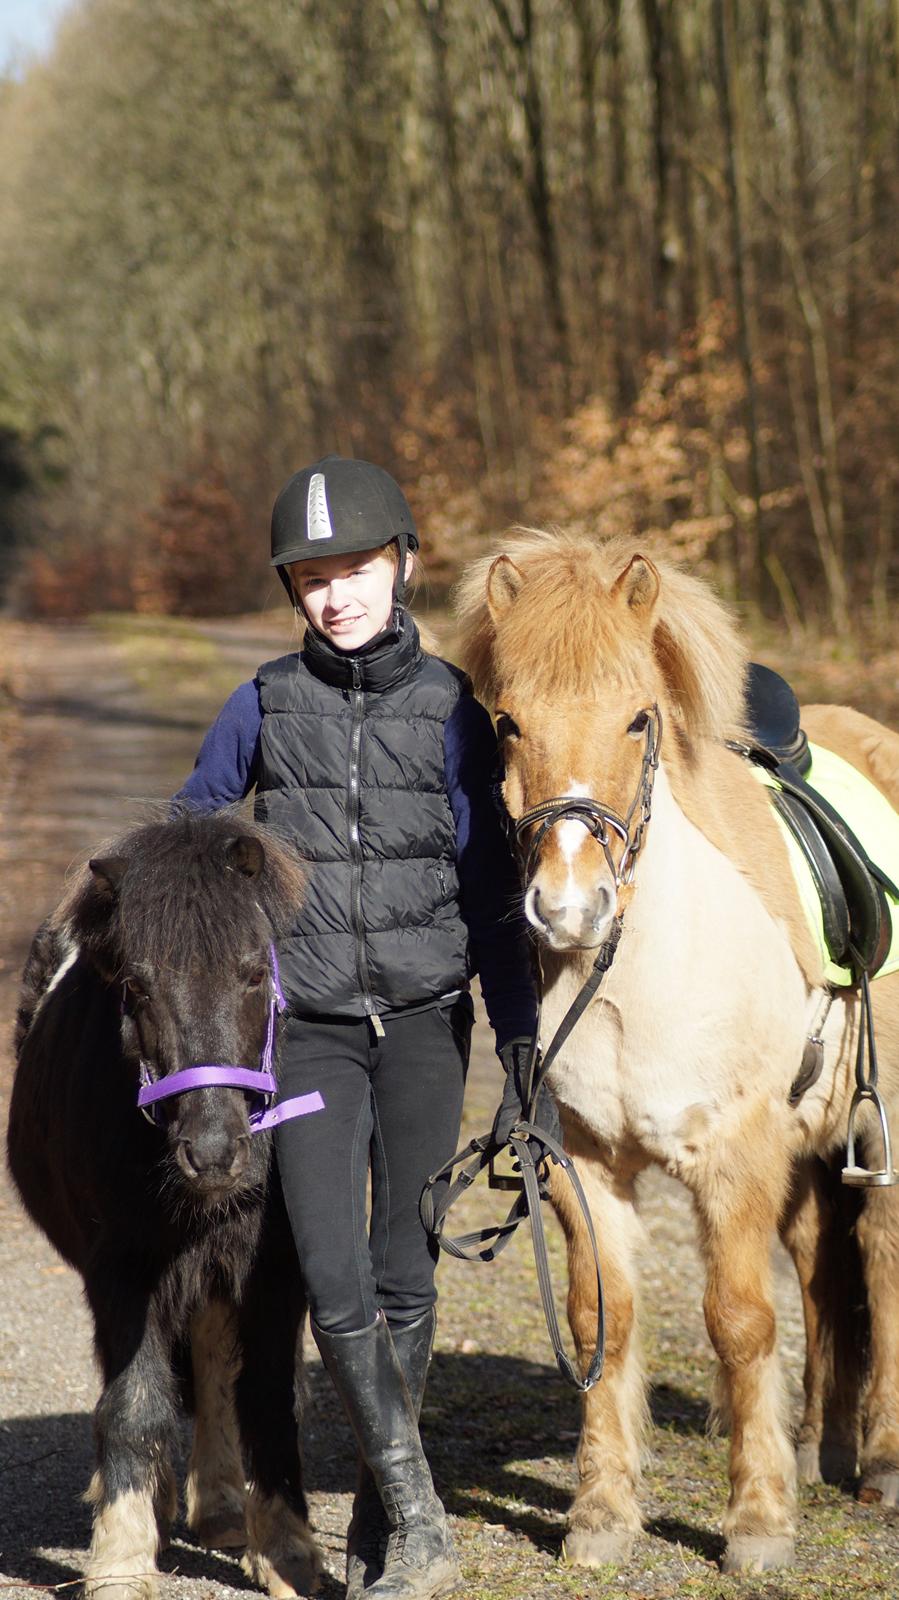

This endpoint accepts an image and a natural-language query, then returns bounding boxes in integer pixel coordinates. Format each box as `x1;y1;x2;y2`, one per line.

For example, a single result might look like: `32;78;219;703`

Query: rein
133;946;323;1134
422;706;662;1392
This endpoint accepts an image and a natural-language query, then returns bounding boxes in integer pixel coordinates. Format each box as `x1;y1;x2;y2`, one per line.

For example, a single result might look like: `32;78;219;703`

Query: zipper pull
369;1014;385;1040
351;661;362;690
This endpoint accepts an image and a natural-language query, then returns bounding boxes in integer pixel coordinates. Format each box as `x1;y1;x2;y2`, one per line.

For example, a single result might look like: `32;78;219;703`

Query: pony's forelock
454;527;749;743
66;811;305;969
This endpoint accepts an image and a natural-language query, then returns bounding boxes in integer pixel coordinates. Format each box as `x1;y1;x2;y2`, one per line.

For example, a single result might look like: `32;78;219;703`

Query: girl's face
289;544;413;652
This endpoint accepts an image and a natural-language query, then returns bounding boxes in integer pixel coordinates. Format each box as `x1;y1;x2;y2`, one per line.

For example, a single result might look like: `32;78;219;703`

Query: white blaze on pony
456;528;899;1577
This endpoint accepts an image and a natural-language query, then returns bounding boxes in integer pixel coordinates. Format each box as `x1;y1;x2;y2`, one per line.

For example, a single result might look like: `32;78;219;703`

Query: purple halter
135;946;323;1133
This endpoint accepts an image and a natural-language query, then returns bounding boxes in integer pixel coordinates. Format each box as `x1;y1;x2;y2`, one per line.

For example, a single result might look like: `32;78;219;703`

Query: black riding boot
314;1312;458;1600
345;1309;436;1599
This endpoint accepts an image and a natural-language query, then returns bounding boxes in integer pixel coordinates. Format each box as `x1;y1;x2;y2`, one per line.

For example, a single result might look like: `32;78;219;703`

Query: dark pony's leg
235;1230;323;1598
184;1301;248;1549
83;1265;177;1600
779;1155;864;1485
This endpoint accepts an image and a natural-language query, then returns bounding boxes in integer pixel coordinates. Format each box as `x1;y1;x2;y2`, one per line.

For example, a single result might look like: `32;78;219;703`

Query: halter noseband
133;945;323;1134
513;704;662;890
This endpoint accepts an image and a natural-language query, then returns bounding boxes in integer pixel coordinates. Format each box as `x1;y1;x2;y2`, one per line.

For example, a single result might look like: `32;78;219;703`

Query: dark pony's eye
628;710;650;736
247;967;267;991
496;712;521;742
124;976;148;1003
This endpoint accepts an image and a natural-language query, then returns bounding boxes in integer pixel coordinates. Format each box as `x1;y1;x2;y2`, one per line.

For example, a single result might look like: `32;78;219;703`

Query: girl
174;455;538;1600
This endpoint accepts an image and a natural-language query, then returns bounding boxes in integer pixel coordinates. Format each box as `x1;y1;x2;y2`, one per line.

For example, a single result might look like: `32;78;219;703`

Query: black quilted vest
254;615;471;1019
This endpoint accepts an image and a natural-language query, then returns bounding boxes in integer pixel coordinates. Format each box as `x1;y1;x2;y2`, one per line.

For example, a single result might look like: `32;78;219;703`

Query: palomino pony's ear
226;835;265;878
486;554;525;620
610;553;661;616
88;857;128;901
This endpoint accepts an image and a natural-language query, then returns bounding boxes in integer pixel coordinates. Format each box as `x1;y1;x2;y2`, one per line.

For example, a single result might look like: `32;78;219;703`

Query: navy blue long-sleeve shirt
174;677;537;1050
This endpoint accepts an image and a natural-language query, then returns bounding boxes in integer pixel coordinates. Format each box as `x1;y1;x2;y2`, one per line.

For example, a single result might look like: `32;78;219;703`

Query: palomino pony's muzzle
513;705;663;928
133;946;323;1134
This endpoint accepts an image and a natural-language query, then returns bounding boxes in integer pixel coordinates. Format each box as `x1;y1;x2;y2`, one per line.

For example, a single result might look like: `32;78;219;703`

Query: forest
0;0;895;630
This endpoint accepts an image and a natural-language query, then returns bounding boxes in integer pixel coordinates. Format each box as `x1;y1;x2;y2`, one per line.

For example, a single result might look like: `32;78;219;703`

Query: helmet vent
307;472;334;541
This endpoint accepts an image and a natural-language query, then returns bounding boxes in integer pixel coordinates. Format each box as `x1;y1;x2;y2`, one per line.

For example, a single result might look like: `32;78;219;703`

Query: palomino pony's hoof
561;1526;636;1566
721;1534;794;1574
859;1466;899;1507
796;1438;857;1485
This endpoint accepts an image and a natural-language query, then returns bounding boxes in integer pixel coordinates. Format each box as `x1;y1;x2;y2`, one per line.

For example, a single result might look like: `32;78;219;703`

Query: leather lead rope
420;918;623;1392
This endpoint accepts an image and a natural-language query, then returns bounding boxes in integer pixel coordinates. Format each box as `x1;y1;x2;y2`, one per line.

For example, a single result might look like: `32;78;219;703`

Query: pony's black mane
70;811;305;971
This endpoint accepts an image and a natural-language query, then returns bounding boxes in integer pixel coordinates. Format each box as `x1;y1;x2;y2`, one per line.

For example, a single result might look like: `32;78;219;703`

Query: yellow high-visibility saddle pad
756;742;899;986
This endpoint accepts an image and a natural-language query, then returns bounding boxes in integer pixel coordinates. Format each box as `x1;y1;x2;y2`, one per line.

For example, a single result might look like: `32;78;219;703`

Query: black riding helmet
271;455;419;608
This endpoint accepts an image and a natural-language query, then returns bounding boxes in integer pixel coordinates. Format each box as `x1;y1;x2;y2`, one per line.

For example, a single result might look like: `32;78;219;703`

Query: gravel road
2;620;897;1600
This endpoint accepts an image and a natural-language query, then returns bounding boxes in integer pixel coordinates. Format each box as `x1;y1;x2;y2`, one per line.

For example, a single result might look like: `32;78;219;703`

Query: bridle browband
513;703;663;891
132;945;323;1134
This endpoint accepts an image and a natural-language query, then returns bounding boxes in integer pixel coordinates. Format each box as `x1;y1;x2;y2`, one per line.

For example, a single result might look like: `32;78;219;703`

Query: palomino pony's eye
496;712;521;742
124;976;149;1004
627;710;650;737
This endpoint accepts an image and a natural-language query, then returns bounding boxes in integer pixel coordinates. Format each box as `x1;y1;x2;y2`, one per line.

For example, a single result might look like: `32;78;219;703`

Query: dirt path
1;621;898;1600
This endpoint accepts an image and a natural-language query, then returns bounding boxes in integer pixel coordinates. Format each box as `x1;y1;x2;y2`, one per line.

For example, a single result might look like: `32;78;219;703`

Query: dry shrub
128;467;264;616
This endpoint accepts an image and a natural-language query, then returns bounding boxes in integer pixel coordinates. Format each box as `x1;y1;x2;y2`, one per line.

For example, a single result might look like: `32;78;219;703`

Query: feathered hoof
796;1437;857;1486
858;1464;899;1507
192;1509;247;1549
241;1537;323;1598
84;1578;157;1600
721;1534;794;1573
561;1525;636;1567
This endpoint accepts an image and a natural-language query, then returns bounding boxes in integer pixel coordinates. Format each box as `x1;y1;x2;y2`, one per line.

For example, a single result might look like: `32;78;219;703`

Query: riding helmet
271;455;419;605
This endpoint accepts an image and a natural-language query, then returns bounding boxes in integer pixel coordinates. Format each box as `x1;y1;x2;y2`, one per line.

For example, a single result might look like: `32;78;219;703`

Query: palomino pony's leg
779;1156;864;1485
83;1275;177;1600
551;1123;646;1565
184;1300;248;1550
856;1179;899;1505
694;1127;796;1574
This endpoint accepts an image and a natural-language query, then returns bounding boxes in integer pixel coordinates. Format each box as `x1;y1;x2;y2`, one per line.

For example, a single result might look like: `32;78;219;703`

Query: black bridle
513;704;663;891
422;704;663;1391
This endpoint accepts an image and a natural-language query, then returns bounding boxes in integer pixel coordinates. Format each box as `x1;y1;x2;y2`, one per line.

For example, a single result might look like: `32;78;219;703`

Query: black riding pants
273;995;472;1334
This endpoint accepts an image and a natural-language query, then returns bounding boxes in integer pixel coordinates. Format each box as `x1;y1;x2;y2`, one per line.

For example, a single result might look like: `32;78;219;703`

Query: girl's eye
628;710;650;736
496;712;521;742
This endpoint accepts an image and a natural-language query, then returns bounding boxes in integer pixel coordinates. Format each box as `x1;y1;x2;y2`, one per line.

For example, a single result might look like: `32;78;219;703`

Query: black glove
492;1037;562;1149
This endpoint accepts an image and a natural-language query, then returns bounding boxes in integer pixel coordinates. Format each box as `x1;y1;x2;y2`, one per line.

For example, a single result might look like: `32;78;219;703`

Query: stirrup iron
842;1084;899;1187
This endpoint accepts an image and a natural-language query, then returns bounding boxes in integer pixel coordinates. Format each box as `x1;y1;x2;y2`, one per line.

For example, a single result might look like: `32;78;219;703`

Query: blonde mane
454;528;749;746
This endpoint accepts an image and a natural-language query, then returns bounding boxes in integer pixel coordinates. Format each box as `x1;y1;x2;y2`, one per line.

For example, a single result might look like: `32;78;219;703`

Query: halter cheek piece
130;945;323;1134
513;704;662;891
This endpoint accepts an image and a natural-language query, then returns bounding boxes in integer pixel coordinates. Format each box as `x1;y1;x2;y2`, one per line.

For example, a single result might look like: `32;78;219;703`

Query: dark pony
8;812;321;1600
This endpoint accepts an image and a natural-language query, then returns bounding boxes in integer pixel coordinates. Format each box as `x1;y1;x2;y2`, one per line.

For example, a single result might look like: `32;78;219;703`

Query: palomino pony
456;529;899;1575
8;812;321;1600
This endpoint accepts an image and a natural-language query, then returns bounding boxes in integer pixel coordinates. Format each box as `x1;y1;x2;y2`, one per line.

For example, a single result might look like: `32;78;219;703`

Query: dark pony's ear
226;835;265;879
88;856;128;901
611;554;660;616
486;554;525;620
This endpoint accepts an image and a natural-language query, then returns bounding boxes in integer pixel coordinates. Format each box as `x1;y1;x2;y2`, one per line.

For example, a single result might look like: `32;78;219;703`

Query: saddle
740;665;899;984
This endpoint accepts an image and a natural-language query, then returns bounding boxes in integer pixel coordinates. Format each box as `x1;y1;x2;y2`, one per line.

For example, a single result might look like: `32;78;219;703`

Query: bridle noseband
131;945;323;1134
513;704;663;891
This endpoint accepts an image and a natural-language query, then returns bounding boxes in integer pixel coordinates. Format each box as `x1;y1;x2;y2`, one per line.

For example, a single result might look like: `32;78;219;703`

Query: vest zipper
347;662;383;1036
